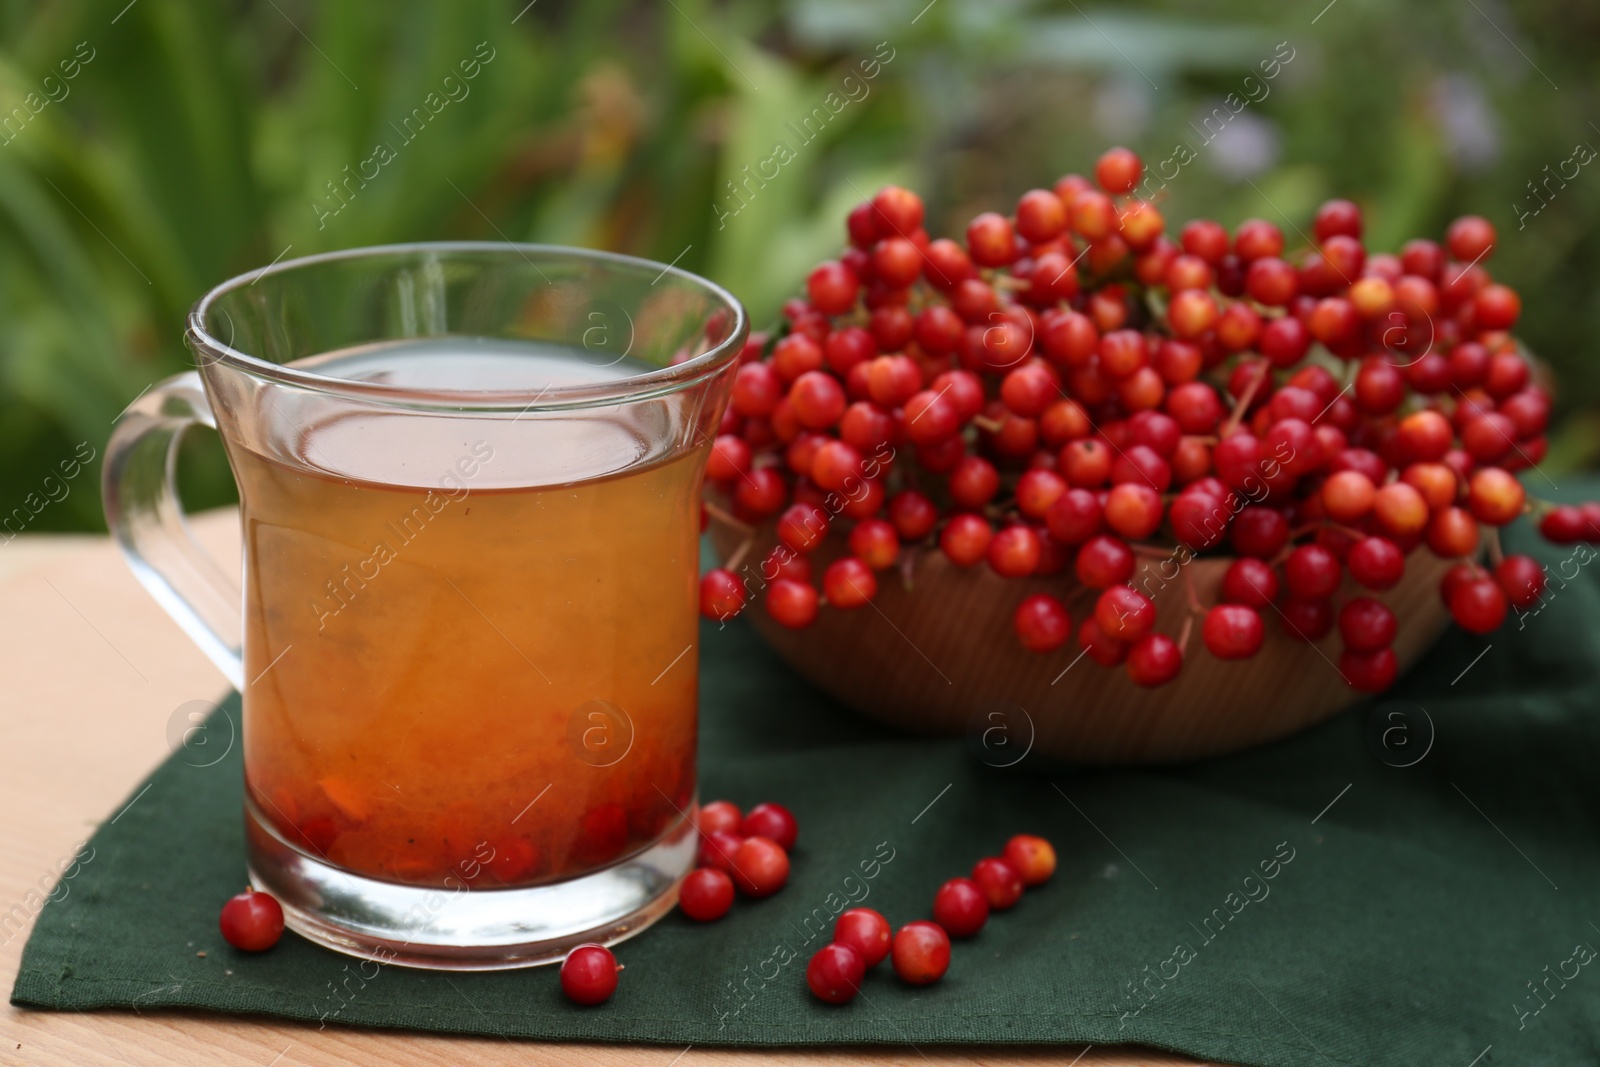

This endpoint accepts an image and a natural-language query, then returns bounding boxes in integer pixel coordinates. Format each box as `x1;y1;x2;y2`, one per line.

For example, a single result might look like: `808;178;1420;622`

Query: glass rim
186;241;749;412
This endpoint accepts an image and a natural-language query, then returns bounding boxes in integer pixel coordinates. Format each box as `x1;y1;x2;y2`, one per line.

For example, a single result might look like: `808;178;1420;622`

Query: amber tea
234;338;705;890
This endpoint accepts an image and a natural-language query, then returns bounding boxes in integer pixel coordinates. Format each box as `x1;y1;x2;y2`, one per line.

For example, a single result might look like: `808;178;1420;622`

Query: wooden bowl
712;521;1455;765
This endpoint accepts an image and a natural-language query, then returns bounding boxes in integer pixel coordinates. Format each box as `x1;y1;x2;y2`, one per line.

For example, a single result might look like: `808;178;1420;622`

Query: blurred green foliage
0;0;1595;532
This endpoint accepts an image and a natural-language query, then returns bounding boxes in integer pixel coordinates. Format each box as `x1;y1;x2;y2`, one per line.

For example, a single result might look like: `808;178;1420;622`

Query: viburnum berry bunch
699;146;1591;692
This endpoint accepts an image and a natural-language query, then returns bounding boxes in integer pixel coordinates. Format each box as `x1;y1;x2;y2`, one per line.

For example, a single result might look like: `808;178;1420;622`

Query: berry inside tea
234;338;704;889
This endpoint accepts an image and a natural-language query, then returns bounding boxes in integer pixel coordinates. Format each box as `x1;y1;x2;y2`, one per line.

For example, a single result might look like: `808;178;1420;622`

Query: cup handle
103;371;244;689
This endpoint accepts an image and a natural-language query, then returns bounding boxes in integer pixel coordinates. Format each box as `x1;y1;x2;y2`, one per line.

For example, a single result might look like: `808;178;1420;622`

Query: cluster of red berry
562;799;802;1005
216;826;1058;1009
699;146;1587;690
681;798;798;919
806;833;1056;1004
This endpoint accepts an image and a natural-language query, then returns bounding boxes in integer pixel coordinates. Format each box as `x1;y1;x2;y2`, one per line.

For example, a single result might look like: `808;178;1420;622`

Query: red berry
1165;253;1214;292
1110;444;1172;491
1466;467;1526;526
560;944;620;1006
1016;469;1069;520
864;301;911;350
771;333;824;381
1347;537;1406;591
807;260;860;315
698;830;744;874
1374;482;1430;538
970;857;1025;910
1446;215;1496;263
834;907;892;967
849;518;900;570
1426;506;1481;559
966;212;1018;267
867;354;922;408
810;439;864;492
1501;389;1550;437
867;185;922;236
1095;585;1156;640
740;802;798;852
776;503;829;554
1179;218;1230;263
806;943;865;1004
888;490;940;541
1494;554;1545;610
932;369;987;422
1094;146;1143;194
1013;593;1071;653
1202;604;1265;660
707;434;752;483
1075;535;1135;588
699;568;747;621
1232;506;1290;558
1070;190;1117;240
679;868;735;922
1126;633;1182;687
1260;315;1311;366
733;467;787;519
891;921;951;985
1396;410;1453;463
922;238;974;291
1356;361;1408;415
732;362;783;417
902;389;965;448
1401;238;1444;278
1341;647;1398;692
698;799;741;832
912;307;963;358
1060;437;1112;487
932;877;989;938
731;836;791;898
1540;504;1586;543
847;201;880;248
1001;362;1060;417
1168;289;1219;339
1016;188;1068;243
1408;460;1459;511
1313;198;1363;241
1284;544;1342;600
1221;557;1279;607
218;888;284;952
826;326;877;375
1103;482;1164;540
1483;353;1529;399
823;557;878;609
766;579;819;629
1235;218;1284;261
789;371;847;430
1170;491;1228;551
1078;616;1129;666
1281;598;1334;641
988;525;1042;577
941;513;994;567
1002;834;1057;886
870;238;922;288
1474;284;1521;330
1045;487;1103;545
764;548;812;585
949;455;1000;509
1339;597;1397;653
1450;577;1507;634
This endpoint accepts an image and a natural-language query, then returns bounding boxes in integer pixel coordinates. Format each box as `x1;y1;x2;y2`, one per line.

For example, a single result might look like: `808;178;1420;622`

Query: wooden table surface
0;511;1214;1066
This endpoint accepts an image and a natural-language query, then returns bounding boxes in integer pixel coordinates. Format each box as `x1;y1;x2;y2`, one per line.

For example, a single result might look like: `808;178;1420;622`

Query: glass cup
103;243;746;970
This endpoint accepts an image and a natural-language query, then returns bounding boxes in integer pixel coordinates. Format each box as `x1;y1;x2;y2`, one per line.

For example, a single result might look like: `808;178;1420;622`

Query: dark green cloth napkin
13;507;1600;1067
